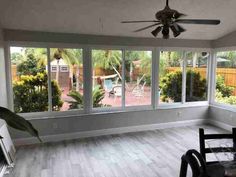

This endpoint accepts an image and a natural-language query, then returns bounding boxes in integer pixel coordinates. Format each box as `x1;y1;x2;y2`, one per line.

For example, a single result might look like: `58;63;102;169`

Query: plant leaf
0;106;42;142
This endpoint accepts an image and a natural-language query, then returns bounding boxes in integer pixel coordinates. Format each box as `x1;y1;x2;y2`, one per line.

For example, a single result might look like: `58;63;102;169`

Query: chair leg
179;156;188;177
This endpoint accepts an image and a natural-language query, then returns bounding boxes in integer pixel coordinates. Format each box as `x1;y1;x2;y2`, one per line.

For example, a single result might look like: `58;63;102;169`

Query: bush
67;85;110;109
160;71;183;102
13;71;63;113
215;89;236;105
160;70;207;102
216;75;234;97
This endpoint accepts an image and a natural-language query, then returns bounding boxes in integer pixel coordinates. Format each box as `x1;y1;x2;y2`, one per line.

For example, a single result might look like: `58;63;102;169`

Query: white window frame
6;42;86;119
157;47;210;108
5;41;212;119
210;47;236;111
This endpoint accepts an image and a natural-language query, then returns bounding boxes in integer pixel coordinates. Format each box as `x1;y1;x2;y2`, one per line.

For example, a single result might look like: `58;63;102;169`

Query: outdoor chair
132;81;146;97
104;79;113;92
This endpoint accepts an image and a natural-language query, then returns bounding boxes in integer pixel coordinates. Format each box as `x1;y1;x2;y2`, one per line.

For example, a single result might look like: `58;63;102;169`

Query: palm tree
92;50;122;80
50;48;82;91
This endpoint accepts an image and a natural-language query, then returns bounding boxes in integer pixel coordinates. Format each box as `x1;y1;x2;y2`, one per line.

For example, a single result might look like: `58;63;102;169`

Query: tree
92;50;122;80
17;53;45;75
50;48;82;90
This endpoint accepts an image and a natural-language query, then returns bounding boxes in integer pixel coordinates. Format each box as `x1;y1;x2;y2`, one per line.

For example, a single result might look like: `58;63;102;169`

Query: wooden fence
167;67;236;96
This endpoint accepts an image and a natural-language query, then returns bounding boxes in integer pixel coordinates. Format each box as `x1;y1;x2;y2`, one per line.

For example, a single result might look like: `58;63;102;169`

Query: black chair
179;149;224;177
199;128;236;164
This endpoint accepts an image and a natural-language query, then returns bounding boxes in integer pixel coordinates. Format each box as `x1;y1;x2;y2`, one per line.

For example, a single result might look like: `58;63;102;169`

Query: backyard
10;48;236;113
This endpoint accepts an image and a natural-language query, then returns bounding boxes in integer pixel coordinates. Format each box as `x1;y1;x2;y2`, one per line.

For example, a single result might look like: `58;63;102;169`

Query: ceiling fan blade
176;19;220;25
133;23;161;32
121;20;160;23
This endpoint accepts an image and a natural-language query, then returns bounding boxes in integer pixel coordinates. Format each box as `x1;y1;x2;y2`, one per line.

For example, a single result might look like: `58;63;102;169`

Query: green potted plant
0;106;42;142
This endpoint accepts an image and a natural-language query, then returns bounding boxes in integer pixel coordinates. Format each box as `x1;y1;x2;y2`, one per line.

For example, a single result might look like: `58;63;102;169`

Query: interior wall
208;106;236;127
4;29;212;48
0;26;7;107
10;106;208;141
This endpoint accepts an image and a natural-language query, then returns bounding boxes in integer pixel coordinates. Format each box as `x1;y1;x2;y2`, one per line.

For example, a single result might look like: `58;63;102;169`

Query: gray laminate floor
4;125;227;177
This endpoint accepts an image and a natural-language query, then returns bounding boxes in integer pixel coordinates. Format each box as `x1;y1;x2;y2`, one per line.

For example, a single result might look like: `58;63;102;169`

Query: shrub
13;71;63;113
215;89;236;105
67;85;109;109
160;70;207;102
160;71;183;102
216;75;234;97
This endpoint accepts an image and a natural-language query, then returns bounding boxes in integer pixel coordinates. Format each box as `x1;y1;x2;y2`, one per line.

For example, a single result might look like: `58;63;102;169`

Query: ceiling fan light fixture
162;26;169;39
170;25;180;37
151;26;162;37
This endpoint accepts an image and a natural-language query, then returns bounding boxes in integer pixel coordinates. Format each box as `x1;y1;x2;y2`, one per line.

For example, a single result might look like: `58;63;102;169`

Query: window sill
19;102;209;120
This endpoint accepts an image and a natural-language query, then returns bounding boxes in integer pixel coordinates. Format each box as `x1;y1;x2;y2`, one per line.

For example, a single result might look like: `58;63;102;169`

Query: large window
92;50;122;108
10;47;49;113
50;48;83;111
185;52;208;102
215;51;236;106
159;51;183;104
125;51;152;106
9;46;211;115
10;47;84;113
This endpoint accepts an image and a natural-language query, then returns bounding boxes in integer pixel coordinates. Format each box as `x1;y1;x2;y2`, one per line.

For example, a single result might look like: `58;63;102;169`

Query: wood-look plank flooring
4;125;227;177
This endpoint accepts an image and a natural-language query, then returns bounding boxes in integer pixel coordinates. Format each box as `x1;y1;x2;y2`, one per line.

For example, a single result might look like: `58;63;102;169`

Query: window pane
10;47;48;113
92;50;122;108
186;52;208;102
50;48;83;111
125;51;152;106
215;51;236;106
159;51;183;104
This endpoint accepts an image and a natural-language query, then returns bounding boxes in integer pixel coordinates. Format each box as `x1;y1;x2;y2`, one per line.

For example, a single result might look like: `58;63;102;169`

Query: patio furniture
132;82;146;97
109;85;122;98
104;79;113;92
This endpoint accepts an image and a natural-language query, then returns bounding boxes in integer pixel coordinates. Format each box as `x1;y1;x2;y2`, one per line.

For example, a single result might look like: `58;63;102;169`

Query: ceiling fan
121;0;220;39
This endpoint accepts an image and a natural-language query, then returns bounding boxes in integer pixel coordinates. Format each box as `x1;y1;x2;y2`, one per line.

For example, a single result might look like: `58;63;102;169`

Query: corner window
215;51;236;106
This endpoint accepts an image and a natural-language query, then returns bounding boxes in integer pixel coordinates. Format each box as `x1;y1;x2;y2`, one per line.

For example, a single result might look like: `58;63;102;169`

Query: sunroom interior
1;0;236;176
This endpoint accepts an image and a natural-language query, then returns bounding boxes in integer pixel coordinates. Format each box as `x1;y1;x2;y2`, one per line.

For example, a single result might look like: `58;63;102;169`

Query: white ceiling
0;0;235;40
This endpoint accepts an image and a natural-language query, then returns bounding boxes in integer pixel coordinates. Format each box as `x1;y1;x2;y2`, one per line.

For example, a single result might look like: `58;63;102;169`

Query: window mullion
182;51;187;104
47;47;52;112
83;47;92;114
209;49;217;104
152;47;159;109
122;49;126;109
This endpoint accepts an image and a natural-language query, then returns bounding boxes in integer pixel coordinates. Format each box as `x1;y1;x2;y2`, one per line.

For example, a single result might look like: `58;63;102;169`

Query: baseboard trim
207;119;232;131
13;119;207;146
